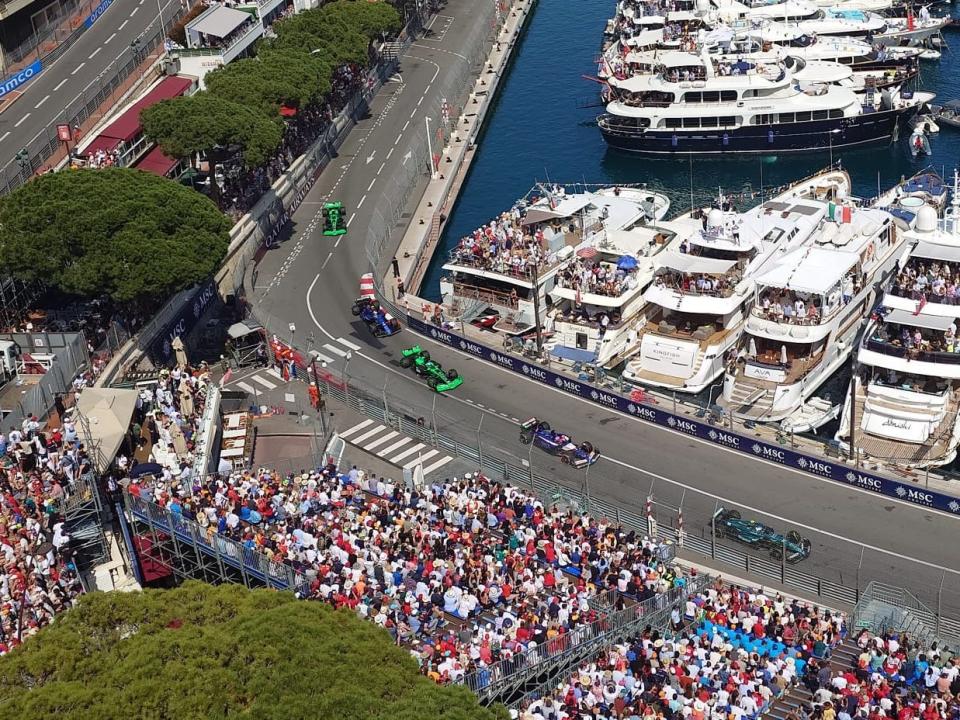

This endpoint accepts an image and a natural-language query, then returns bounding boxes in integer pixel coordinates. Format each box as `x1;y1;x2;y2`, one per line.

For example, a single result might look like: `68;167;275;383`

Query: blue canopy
617;255;639;270
550;345;598;363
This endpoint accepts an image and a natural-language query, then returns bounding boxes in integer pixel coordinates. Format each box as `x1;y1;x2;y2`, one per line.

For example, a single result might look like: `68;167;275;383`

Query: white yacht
721;202;906;429
438;185;670;340
621;169;850;393
836;186;960;469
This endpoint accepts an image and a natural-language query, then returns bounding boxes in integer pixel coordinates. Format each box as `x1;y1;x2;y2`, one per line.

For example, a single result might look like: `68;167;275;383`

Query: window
812;110;828;120
665;117;683;128
703;91;720;102
683;117;700;128
794;111;812;122
576;332;588;349
829;108;844;119
719;116;736;126
684;92;702;103
779;113;794;123
701;117;718;128
721;90;737;102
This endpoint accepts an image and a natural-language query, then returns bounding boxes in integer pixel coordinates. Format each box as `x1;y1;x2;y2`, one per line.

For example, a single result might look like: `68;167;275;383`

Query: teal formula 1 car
711;507;811;563
400;345;463;392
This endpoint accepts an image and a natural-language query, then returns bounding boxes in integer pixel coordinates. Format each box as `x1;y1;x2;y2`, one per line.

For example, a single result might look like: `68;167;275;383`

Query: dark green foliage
0;169;230;302
0;582;507;720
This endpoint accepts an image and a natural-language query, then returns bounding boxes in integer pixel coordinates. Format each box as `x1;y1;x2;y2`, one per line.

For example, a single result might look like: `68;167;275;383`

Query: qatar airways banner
406;317;960;516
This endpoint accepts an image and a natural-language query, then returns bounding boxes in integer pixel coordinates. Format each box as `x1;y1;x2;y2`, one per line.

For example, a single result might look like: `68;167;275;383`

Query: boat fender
768;130;775;144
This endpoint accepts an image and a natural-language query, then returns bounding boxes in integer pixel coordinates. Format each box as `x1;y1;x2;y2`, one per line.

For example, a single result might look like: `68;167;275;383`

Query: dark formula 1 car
351;297;400;337
400;345;463;392
519;418;601;468
711;508;811;563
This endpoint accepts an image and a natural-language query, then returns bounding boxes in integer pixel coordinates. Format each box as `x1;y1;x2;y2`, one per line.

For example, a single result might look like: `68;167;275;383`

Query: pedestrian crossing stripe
323;343;348;357
390;443;425;463
377;437;411;457
252;375;277;390
235;381;255;394
266;366;282;379
363;430;399;451
352;424;386;444
340;419;373;438
337;337;361;351
422;455;454;476
404;448;439;469
310;351;335;364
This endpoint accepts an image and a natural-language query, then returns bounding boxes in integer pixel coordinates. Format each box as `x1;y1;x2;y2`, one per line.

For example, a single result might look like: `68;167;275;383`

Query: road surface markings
53;78;68;91
385;148;394;160
34;95;49;108
71;63;86;75
0;132;9;142
14;113;30;127
266;366;283;379
362;430;399;451
365;150;376;164
404;449;438;469
390;443;426;463
416;96;424;107
322;343;348;357
377;162;385;175
413;43;468;61
422;455;454;475
309;350;335;364
235;382;256;395
378;437;411;457
402;120;410;131
89;48;102;59
409;110;416;119
366;178;375;191
118;19;128;29
353;424;388;444
337;338;361;351
357;194;366;208
340;419;373;438
106;32;117;43
130;6;138;15
394;133;402;145
321;251;333;269
346;212;356;227
252;375;277;390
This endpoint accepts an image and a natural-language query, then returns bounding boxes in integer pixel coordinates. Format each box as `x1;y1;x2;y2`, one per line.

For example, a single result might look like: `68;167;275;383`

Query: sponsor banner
148;278;217;362
84;0;114;28
406;317;960;515
0;58;42;99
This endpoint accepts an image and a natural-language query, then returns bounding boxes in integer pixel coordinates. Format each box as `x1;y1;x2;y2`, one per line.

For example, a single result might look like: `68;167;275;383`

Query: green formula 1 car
400;345;463;392
711;507;811;563
322;201;347;236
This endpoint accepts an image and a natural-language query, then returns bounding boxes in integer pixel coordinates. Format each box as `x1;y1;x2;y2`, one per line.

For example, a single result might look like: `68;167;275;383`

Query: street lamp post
425;116;436;179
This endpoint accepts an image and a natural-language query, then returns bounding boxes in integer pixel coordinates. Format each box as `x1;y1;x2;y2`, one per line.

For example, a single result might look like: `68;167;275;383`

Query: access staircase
726;380;775;418
764;637;860;720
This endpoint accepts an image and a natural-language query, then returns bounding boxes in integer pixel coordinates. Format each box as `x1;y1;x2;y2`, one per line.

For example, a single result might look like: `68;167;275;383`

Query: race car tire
786;530;802;545
427;377;438;390
714;526;724;539
420;350;431;362
560;453;571;465
520;433;532;445
770;548;783;560
537;421;551;432
581;441;594;454
726;510;741;520
400;355;414;368
351;303;362;316
447;369;459;380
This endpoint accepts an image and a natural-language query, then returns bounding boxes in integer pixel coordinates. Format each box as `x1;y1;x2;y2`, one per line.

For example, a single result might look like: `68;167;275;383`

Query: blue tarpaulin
550;345;598;363
617;255;639;270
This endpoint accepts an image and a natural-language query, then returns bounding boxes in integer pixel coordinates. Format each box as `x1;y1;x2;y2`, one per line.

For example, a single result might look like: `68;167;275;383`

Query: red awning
279;105;297;117
133;145;179;177
99;75;194;143
82;135;121;156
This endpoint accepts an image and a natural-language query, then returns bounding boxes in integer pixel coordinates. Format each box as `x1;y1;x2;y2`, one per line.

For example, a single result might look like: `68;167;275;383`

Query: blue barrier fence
0;59;43;99
405;316;960;516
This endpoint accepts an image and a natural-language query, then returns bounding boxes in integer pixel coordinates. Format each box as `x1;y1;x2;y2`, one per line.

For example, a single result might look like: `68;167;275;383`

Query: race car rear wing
520;417;539;429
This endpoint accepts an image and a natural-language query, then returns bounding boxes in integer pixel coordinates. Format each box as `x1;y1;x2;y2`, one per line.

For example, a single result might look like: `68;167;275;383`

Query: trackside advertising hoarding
0;59;43;99
406;316;960;516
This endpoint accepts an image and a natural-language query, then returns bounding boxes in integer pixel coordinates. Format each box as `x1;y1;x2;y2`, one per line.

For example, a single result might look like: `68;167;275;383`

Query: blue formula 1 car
711;507;812;563
351;297;401;338
519;418;600;468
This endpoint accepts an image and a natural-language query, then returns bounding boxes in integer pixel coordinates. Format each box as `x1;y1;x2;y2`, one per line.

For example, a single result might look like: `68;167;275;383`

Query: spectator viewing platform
180;5;263;66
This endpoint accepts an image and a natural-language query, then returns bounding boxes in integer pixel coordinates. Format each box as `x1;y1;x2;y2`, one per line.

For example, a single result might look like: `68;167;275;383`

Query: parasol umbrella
577;246;598;259
780;345;788;365
748;337;757;358
129;462;164;479
617;255;639;271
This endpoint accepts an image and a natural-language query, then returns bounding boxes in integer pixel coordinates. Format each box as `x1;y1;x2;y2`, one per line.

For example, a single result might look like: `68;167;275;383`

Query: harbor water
422;0;960;298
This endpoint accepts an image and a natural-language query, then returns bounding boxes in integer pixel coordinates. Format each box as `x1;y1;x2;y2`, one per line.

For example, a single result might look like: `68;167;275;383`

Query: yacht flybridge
621;169;850;393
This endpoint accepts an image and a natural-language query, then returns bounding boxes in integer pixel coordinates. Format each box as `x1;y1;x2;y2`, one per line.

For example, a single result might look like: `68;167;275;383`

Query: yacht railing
451;281;520;309
863;338;960;365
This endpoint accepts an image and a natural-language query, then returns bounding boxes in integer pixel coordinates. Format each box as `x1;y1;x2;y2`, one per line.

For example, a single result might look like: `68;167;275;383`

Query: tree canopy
0;582;507;720
0;169;230;303
141;92;284;168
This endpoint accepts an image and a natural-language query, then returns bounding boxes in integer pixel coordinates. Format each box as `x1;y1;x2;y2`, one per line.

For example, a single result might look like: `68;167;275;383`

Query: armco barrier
404;316;960;517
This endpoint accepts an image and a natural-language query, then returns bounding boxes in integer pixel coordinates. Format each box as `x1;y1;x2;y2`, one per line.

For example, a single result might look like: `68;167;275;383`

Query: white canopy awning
188;5;251;38
883;308;954;332
756;247;856;294
657;251;737;275
911;240;960;264
73;388;138;473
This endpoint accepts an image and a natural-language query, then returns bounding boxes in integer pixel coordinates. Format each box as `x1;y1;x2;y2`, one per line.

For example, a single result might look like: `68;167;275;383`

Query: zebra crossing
233;366;283;396
309;336;361;364
229;336;360;396
339;419;454;476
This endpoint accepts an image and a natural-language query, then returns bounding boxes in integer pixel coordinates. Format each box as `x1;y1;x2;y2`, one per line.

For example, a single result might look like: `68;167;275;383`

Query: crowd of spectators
516;583;847;720
71;148;121;170
0;411;88;654
868;317;959;357
653;270;739;298
127;465;684;684
890;259;960;306
798;629;958;720
557;258;639;298
756;291;825;326
449;208;550;279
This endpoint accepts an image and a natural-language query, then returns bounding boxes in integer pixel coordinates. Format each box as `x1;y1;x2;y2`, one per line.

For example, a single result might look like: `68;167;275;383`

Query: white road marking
390;443;426;464
352;424;387;444
304;272;960;542
235;382;256;394
53;78;68;91
366;179;375;191
106;32;117;43
378;437;412;457
416;96;424;107
402;120;410;131
337;338;361;351
386;148;394;160
395;133;402;145
266;366;282;379
404;449;439;469
321;251;333;269
363;430;399;451
0;132;9;142
71;62;86;75
89;48;102;59
130;6;138;15
340;419;373;438
35;95;49;108
357;194;366;208
377;162;385;175
14;113;30;127
118;19;128;29
347;212;356;227
252;375;277;390
322;343;347;357
422;456;454;476
309;351;335;364
409;110;416;119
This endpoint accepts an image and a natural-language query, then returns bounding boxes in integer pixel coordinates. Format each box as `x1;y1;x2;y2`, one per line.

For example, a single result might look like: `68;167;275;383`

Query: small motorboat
909;114;940;133
909;127;932;157
919;48;942;60
931;100;960;130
